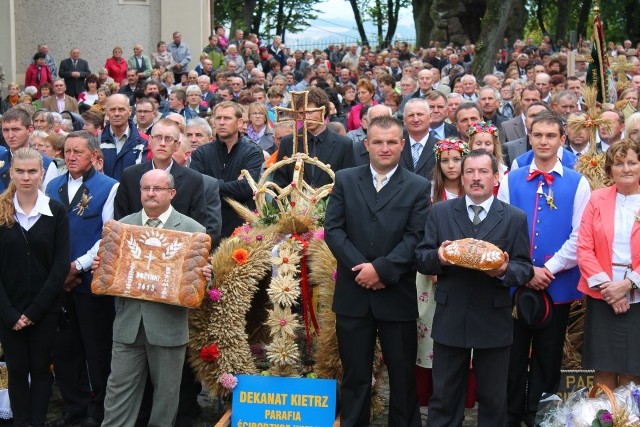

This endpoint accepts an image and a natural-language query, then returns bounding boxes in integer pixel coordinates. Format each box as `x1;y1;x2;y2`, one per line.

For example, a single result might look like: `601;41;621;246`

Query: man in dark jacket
190;101;264;238
100;94;149;181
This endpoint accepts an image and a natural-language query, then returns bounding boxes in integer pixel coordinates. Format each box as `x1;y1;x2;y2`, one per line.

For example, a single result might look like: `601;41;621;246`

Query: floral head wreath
467;121;500;139
433;138;469;162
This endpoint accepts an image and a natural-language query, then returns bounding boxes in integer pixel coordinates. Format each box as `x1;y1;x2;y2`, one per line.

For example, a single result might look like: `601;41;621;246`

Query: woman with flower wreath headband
416;137;477;410
468;121;508;195
430;138;468;203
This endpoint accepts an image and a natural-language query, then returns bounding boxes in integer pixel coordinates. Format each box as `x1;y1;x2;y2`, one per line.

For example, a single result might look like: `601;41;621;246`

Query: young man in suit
101;169;211;426
416;150;534;426
325;116;430;427
273;87;355;189
58;48;91;99
498;112;590;427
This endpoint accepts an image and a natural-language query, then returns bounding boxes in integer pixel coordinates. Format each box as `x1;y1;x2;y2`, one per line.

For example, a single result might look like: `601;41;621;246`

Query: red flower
232;248;249;265
200;344;220;362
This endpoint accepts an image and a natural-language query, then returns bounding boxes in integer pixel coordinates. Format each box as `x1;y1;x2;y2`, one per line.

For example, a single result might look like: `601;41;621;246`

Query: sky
283;0;416;48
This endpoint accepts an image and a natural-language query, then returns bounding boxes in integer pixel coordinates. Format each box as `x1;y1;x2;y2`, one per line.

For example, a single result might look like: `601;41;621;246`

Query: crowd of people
1;26;640;427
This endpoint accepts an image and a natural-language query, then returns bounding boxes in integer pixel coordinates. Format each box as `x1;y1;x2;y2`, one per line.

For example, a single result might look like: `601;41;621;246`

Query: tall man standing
498;112;590;427
190;101;263;238
58;48;91;99
416;150;533;426
325;116;430;427
46;131;119;427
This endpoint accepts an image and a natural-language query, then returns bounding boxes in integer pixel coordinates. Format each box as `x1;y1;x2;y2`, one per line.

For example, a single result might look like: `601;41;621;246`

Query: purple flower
332;270;337;282
208;288;221;301
219;373;238;390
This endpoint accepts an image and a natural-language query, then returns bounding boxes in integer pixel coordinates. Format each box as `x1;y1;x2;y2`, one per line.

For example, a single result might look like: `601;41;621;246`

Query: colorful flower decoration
219;373;238;390
207;288;221;301
433;138;469;162
232;248;250;265
200;344;221;362
467;121;500;139
267;276;301;307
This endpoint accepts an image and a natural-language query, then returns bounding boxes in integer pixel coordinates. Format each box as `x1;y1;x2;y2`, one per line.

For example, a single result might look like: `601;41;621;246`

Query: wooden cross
610;55;635;89
275;91;326;155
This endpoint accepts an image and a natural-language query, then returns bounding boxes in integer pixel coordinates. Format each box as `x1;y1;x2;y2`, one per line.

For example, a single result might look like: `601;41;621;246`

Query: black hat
512;287;554;329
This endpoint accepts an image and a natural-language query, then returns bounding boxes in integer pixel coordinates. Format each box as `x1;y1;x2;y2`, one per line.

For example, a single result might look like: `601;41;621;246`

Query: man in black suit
426;91;459;141
273;87;355;189
58;48;91;99
415;150;533;426
400;98;439;181
325;116;429;427
113;118;212;238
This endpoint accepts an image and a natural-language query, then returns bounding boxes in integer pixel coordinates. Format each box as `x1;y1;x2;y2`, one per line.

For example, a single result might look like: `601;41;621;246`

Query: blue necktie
411;142;421;168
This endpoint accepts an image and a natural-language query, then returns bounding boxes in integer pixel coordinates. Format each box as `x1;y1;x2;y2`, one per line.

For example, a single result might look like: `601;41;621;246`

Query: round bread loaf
443;238;505;271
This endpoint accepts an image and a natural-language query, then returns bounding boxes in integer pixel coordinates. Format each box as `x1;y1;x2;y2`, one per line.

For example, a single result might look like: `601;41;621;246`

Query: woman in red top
346;79;377;131
24;53;53;99
104;46;128;84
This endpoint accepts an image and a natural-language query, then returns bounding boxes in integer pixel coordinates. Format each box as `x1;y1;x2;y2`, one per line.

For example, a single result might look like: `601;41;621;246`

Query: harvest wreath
187;92;386;416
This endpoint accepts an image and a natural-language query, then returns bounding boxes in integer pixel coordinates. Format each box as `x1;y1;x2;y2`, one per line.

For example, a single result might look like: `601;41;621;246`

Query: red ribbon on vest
526;169;554;185
291;234;319;350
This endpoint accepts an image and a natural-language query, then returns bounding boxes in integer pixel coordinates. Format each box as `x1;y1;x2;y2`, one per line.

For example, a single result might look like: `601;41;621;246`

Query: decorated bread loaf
91;220;211;308
443;238;505;271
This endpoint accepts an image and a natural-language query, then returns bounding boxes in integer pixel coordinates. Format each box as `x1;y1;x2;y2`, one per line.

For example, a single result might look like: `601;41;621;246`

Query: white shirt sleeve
76;182;119;270
42;162;59;190
497;174;510;203
544;176;591;274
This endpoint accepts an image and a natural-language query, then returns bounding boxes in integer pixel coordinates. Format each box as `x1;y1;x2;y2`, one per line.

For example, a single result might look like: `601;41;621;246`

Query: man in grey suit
499;85;542;143
416;150;533;426
101;169;212;426
503;102;549;168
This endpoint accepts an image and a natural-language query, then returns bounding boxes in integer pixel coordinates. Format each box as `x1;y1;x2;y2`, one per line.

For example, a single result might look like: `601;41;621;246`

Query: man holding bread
416;149;533;426
497;112;590;426
100;169;211;426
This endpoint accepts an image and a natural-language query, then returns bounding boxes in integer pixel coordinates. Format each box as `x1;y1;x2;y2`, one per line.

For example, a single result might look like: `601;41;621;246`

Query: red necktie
527;169;554;185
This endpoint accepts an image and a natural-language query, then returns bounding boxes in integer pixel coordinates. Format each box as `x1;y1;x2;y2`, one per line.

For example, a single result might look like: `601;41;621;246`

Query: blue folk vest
47;169;117;294
515;149;577;170
507;166;583;303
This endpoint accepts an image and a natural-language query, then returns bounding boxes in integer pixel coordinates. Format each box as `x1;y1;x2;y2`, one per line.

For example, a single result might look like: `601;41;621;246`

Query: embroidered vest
508;167;583;303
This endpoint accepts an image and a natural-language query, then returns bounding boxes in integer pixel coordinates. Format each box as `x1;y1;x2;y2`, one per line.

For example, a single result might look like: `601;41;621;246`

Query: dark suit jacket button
372;216;377;221
369;242;374;247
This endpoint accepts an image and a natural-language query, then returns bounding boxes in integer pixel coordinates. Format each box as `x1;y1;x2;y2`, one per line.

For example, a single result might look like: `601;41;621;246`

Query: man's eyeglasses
141;186;172;193
150;135;177;144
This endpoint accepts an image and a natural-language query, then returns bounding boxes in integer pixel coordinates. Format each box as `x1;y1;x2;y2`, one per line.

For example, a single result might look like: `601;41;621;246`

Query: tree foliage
214;0;320;42
346;0;411;48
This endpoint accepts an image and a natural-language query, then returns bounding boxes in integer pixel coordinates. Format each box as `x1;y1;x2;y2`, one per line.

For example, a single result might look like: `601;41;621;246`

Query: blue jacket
100;119;149;181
